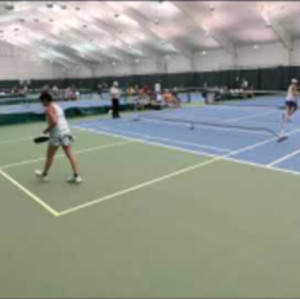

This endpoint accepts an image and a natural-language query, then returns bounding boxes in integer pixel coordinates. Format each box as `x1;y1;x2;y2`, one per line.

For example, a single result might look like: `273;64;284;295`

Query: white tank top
286;85;297;102
48;103;70;137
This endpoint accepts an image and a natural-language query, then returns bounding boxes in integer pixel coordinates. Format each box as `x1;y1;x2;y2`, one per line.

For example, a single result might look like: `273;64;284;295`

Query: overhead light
5;2;14;11
253;44;259;49
202;51;207;55
46;2;53;8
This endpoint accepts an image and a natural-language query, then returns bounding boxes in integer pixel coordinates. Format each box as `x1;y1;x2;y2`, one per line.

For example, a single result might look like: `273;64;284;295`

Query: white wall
1;39;300;81
236;42;290;68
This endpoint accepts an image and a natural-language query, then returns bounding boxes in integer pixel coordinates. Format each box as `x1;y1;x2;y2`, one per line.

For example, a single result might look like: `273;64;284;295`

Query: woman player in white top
35;91;82;184
286;78;298;119
280;78;298;139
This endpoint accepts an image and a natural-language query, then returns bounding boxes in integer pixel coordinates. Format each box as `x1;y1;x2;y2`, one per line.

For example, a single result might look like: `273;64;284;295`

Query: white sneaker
67;175;82;184
35;170;49;182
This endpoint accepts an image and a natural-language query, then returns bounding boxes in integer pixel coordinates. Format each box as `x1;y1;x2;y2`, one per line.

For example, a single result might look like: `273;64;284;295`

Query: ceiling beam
256;3;293;50
124;6;194;60
172;2;235;56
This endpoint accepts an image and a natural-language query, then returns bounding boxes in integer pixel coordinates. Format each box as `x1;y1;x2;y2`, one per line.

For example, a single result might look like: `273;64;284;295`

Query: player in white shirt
154;82;162;102
280;78;298;139
110;81;120;118
35;91;82;184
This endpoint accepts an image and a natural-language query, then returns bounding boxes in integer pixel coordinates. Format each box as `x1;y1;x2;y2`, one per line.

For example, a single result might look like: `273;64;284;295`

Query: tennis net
132;101;289;138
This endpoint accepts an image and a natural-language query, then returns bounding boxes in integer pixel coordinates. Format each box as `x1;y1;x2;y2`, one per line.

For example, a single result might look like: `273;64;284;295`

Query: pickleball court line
57;125;300;217
0;169;59;217
0;140;133;169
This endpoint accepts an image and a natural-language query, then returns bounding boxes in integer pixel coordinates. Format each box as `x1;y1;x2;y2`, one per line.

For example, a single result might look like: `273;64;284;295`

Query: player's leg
35;144;59;181
288;102;297;119
63;145;82;184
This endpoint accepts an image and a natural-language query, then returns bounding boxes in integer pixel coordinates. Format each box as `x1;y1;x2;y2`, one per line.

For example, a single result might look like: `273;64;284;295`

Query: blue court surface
73;102;300;177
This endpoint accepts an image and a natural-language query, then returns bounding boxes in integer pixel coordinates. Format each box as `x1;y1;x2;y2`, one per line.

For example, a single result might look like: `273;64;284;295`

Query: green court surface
1;121;300;298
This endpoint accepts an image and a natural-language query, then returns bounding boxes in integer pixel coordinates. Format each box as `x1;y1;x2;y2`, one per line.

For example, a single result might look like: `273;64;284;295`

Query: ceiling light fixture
202;51;207;55
253;44;259;49
5;2;14;11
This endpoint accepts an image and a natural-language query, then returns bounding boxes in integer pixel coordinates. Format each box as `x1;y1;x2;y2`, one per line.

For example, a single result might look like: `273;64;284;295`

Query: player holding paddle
279;78;298;140
35;91;82;184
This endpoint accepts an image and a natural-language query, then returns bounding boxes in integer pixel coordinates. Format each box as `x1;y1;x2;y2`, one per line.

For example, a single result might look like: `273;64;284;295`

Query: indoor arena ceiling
0;1;299;68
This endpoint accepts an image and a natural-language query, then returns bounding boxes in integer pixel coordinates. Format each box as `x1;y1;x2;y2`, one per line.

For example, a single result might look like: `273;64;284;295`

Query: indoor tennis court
2;96;300;297
2;1;300;298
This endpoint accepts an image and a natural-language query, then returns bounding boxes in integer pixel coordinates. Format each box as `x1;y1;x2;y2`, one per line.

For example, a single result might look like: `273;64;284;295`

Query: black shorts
286;101;298;110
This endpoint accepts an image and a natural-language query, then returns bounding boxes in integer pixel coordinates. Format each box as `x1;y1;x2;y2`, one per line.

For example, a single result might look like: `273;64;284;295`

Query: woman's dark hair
39;91;53;103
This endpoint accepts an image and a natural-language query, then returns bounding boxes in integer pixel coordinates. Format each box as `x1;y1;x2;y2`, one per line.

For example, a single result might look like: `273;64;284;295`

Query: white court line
223;109;278;123
0;137;32;145
0;169;59;217
74;124;300;178
135;117;271;136
0;140;132;170
58;157;220;217
203;104;278;111
95;125;231;153
267;148;300;167
59;125;300;217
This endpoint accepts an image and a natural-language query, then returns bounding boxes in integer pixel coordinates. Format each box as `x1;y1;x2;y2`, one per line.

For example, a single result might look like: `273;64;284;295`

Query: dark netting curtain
2;66;299;91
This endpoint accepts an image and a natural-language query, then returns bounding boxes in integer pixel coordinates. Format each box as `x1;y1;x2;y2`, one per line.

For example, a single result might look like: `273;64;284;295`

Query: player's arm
43;106;58;134
292;85;298;97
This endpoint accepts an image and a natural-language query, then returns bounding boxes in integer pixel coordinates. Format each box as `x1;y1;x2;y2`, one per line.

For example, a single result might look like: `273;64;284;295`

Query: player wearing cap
286;78;298;120
280;78;298;139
